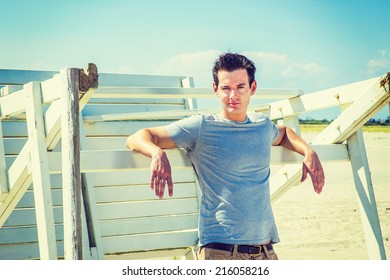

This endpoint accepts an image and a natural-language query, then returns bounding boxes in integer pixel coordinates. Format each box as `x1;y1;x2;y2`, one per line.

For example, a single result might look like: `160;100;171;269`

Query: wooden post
25;81;58;260
0;119;8;202
347;129;387;260
79;115;104;260
61;68;82;260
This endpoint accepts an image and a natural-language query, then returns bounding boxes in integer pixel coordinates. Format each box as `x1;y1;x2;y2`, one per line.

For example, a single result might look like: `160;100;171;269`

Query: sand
272;131;390;260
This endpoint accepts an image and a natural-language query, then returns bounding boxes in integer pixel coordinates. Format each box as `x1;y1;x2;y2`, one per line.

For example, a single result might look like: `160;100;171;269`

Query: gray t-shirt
166;112;280;245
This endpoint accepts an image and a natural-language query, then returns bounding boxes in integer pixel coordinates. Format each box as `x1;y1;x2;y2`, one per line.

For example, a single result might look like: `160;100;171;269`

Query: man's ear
213;82;218;96
250;80;257;95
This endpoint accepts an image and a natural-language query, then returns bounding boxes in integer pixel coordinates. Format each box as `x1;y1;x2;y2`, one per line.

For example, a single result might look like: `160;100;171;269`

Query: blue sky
1;0;390;119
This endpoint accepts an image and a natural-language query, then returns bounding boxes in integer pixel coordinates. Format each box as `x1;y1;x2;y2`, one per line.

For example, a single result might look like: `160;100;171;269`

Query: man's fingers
301;164;308;182
167;176;173;197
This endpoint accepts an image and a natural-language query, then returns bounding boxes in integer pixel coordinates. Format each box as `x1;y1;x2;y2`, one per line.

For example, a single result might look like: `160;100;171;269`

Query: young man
126;53;325;260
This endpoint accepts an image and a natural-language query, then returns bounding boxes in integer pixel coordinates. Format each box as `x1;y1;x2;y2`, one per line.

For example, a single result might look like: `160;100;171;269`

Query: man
126;53;325;260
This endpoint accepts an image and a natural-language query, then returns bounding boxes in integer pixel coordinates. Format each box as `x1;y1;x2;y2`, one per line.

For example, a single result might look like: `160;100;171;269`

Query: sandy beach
272;130;390;260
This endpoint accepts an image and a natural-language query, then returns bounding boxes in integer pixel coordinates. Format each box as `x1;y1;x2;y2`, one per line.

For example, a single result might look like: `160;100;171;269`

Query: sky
1;0;390;120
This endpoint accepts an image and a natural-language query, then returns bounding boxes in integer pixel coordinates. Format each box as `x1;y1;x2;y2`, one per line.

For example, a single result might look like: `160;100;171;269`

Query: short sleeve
165;114;203;152
270;119;280;144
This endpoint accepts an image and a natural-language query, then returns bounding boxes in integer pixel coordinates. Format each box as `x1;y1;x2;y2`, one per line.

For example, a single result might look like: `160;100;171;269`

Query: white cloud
282;62;329;78
154;50;331;90
366;50;390;75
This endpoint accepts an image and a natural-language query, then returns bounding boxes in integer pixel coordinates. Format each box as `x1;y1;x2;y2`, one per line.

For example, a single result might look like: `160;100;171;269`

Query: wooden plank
99;214;198;237
2;206;63;227
0;214;198;245
98;73;187;87
90;168;195;187
3;138;27;155
88;97;185;105
96;198;199;220
48;149;193;173
105;248;193;260
268;76;379;120
0;120;8;201
82;120;173;136
94;86;302;99
94;182;197;203
81;103;186;117
0;69;57;86
0;120;27;137
40;73;63;103
102;230;198;254
1;85;23;96
60;68;82;260
83;104;269;122
25;81;58;260
0;88;28;119
347;130;386;259
0;142;32;227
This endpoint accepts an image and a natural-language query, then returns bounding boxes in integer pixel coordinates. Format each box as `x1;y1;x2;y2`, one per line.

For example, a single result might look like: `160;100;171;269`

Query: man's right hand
150;149;173;199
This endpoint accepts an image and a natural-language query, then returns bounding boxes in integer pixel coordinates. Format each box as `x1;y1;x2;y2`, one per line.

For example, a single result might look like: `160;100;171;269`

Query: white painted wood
40;73;63;103
311;74;390;144
0;85;23;96
105;248;193;260
282;115;301;135
3;137;26;155
0;69;57;86
0;142;31;227
83;120;173;136
25;81;58;260
95;86;302;99
96;198;199;220
0;120;8;201
0;88;28;119
78;115;104;260
347;130;386;260
102;230;198;254
82;103;185;117
83;104;269;122
61;68;82;260
268;77;379;120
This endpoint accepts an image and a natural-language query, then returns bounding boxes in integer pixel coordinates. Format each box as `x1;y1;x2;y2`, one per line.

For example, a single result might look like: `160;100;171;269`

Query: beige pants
196;244;278;260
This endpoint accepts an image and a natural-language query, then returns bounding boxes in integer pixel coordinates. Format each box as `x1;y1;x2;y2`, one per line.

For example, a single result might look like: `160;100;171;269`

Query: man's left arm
273;125;325;194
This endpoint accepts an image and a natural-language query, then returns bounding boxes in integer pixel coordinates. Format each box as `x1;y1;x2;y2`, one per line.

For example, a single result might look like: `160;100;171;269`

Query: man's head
212;53;258;122
212;53;256;88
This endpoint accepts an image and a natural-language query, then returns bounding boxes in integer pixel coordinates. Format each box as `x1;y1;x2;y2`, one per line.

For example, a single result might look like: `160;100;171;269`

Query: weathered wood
83;104;269;122
61;68;82;260
348;130;387;259
0;143;31;227
94;86;302;99
0;119;8;201
0;88;28;119
42;145;349;174
268;77;378;120
78;115;104;260
25;81;58;260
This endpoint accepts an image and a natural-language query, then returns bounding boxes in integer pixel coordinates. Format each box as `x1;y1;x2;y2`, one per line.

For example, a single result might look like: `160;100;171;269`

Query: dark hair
212;53;256;87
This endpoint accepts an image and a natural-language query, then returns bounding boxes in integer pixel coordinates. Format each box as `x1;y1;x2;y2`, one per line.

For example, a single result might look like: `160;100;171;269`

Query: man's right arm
126;127;177;199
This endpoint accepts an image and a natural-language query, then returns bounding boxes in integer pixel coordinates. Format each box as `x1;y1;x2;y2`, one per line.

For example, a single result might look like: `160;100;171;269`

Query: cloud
366;50;390;75
154;50;331;90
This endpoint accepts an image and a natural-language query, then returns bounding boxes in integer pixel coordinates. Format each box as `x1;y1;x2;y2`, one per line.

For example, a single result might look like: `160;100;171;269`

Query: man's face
213;69;256;122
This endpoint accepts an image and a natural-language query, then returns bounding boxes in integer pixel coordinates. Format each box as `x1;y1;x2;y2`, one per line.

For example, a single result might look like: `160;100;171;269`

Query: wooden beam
0;142;31;227
348;130;387;260
312;73;390;144
25;81;58;260
61;68;83;260
268;76;379;120
0;88;28;119
78;115;104;260
94;86;302;99
0;120;8;201
83;104;270;122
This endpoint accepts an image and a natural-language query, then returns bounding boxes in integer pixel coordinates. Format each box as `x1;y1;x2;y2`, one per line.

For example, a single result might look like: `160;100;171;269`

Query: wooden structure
0;66;388;260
